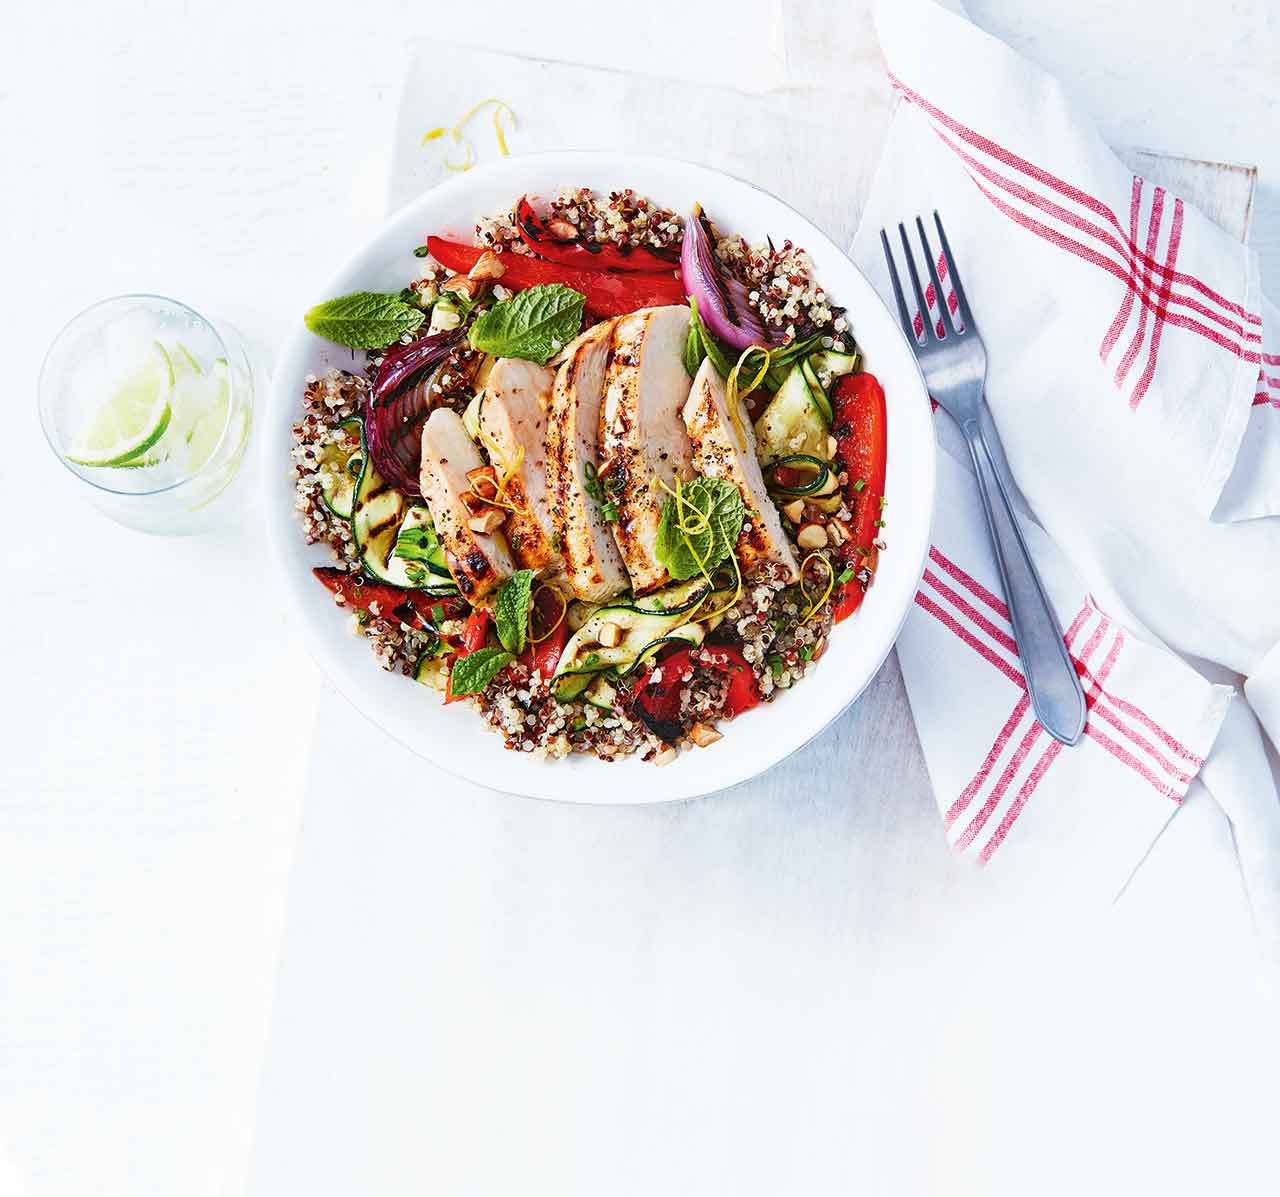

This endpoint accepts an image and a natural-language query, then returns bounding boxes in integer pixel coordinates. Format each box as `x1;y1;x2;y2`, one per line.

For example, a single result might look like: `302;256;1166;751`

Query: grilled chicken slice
682;358;800;583
546;320;630;603
419;408;514;602
599;305;695;593
478;358;560;577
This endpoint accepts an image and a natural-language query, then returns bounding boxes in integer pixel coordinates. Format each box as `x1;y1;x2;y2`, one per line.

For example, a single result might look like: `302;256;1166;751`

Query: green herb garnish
304;290;425;349
494;569;535;655
355;608;372;627
798;644;814;662
767;653;784;679
413;245;431;258
853;478;866;493
468;283;586;364
601;500;620;522
654;477;746;581
449;647;515;696
684;297;735;380
836;566;855;585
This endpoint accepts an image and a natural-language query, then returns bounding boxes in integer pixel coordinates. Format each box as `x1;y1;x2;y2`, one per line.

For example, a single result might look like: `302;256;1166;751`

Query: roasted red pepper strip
460;607;491;654
699;644;762;716
515;196;679;274
632;644;761;741
312;567;465;626
829;372;888;622
443;608;494;704
426;237;686;319
518;588;568;678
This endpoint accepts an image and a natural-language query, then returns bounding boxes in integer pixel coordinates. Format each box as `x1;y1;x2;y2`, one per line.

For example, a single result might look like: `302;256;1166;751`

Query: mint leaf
304;291;425;349
468;284;586;364
654;477;746;581
494;569;535;655
449;647;515;697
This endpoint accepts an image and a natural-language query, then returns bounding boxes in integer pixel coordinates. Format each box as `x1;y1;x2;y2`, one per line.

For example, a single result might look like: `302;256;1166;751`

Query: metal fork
882;213;1085;746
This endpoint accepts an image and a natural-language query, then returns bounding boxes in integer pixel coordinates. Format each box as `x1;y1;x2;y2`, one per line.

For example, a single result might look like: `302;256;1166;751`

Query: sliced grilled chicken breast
682;358;800;583
546;320;630;603
479;358;560;577
419;408;514;602
599;305;695;593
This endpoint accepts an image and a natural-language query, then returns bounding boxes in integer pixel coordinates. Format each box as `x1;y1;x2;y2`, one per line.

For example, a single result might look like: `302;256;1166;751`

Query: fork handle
962;410;1086;746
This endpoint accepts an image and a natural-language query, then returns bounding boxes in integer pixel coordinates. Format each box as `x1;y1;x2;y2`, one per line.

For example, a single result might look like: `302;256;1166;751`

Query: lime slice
183;357;232;472
66;341;174;467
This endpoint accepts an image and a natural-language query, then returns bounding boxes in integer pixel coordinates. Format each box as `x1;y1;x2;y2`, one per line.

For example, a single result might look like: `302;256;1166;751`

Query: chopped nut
466;464;499;502
597;621;623;648
782;498;806;523
546;218;580;240
441;273;479;298
467;508;505;535
797;523;829;550
689;722;723;748
468;250;506;281
826;435;839;459
827;520;849;547
653;745;678;766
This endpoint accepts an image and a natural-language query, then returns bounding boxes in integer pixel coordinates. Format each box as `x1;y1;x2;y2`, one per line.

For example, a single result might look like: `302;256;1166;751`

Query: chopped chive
767;653;784;679
431;603;445;623
874;519;886;527
879;496;887;509
836;566;854;585
798;644;814;662
601;500;619;522
355;608;372;626
853;478;866;493
413;245;430;257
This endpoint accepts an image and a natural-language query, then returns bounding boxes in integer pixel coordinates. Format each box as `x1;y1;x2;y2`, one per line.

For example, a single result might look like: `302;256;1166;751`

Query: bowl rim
265;149;936;804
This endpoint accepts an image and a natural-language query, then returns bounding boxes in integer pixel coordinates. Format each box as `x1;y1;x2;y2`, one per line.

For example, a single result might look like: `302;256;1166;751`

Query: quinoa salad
293;187;888;765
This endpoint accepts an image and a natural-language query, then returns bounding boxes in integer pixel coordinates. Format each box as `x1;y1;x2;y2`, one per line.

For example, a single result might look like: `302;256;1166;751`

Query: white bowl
266;152;935;803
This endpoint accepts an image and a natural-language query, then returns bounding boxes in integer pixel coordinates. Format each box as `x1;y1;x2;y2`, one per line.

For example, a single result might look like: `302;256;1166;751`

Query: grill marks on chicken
682;358;800;582
419;408;515;602
598;306;696;593
545;320;631;602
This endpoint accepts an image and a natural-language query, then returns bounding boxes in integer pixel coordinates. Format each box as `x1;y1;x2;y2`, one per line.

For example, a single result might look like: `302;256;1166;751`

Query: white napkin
855;0;1280;928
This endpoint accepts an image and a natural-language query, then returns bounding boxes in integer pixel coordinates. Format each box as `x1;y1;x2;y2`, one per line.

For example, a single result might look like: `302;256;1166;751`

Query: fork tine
915;216;957;337
932;211;975;332
879;228;917;344
898;222;933;343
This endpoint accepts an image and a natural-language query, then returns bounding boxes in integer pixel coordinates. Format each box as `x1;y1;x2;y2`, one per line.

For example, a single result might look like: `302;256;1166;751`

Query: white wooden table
3;3;1279;1196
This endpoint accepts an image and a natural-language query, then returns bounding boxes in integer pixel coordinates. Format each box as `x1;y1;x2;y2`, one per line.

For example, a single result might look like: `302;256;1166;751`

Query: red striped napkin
850;0;1280;914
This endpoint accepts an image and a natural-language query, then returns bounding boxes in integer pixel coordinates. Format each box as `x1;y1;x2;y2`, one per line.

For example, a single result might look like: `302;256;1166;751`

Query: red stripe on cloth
912;592;1025;687
1264;351;1280;365
939;604;1094;831
927;547;1010;620
944;696;1030;828
889;74;1262;329
1130;198;1185;409
1085;698;1193;783
953;717;1043;852
928;127;1262;349
1100;177;1144;359
1115;186;1166;388
1256;392;1280;409
962;170;1259;362
1084;724;1182;800
978;741;1065;864
921;569;1019;656
978;617;1124;865
1076;662;1206;766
